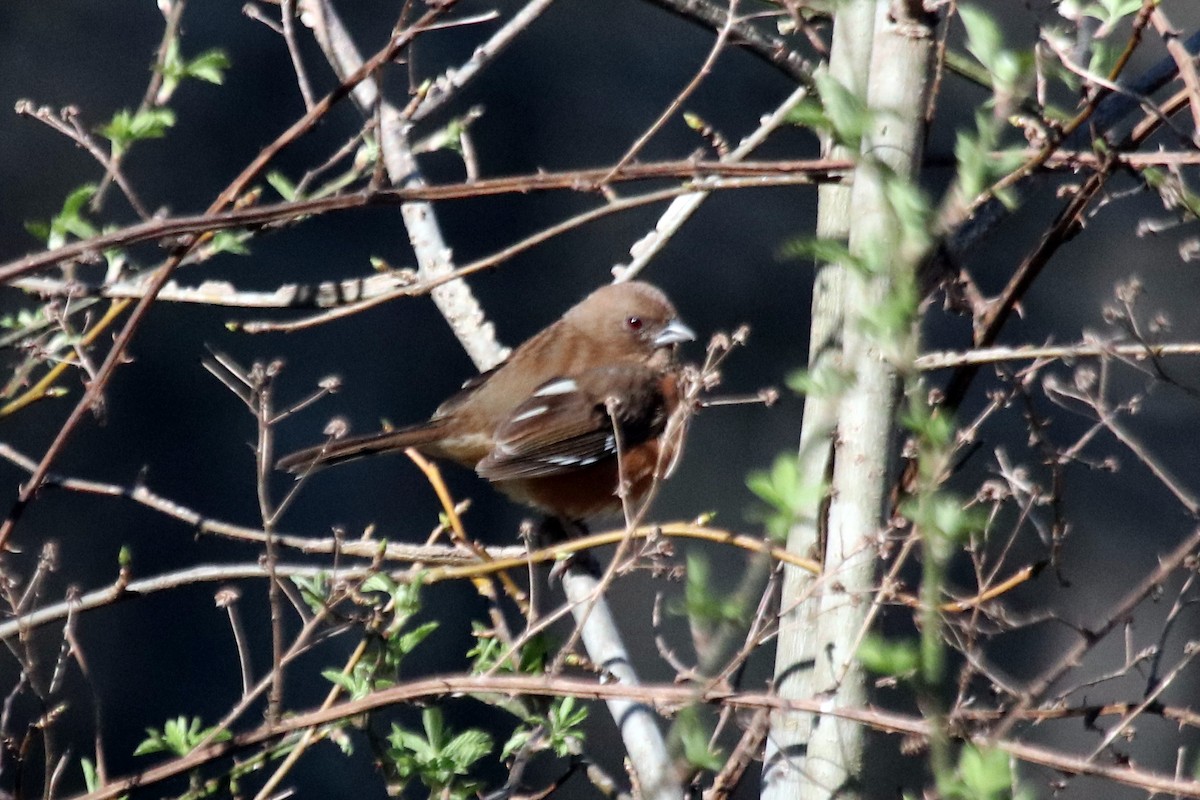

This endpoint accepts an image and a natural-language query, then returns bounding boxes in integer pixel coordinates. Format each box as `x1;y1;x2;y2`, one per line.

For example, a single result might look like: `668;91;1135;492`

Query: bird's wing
430;362;505;419
476;365;667;480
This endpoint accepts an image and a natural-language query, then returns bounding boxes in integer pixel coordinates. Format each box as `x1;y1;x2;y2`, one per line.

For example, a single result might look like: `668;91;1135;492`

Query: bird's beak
654;318;696;347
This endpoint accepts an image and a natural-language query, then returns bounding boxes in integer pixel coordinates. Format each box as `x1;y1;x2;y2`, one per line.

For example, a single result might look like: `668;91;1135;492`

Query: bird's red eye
625;316;643;331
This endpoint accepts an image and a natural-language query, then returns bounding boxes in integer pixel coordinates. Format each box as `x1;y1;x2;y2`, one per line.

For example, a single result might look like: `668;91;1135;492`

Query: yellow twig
404;449;528;610
424;522;822;583
893;563;1039;614
0;299;130;417
938;563;1038;613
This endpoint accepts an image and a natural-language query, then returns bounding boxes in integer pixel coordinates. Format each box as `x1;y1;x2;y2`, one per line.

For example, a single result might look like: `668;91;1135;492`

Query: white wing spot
543;454;600;467
603;435;616;452
545;455;581;466
533;378;578;397
510;405;549;423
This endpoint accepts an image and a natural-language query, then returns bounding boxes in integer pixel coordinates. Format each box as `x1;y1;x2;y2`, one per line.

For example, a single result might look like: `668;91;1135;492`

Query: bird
276;281;696;529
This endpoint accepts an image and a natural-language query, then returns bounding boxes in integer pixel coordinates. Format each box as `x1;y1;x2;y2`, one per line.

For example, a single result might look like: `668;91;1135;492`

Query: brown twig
0;159;846;284
67;673;1200;800
0;4;458;551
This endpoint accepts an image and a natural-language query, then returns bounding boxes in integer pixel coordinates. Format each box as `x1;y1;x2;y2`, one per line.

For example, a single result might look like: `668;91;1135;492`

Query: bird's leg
537;516;600;582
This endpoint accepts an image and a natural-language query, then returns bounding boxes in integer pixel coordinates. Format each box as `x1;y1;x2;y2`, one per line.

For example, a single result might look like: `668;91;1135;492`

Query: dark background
2;1;1200;797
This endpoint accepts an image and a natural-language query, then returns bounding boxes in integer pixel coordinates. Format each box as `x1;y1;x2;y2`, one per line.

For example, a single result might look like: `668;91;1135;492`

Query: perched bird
276;281;696;527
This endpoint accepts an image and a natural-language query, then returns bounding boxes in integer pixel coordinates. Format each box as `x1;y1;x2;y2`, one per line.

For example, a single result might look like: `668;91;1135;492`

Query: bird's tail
275;421;447;474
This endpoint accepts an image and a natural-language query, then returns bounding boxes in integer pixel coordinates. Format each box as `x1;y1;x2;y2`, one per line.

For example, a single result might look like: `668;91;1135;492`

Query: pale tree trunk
763;2;935;798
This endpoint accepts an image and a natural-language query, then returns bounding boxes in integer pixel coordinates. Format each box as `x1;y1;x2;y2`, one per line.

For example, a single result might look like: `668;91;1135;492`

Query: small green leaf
956;744;1013;800
675;707;723;772
80;758;99;792
386;708;492;800
777;235;860;269
266;171;297;201
24;220;51;243
321;668;362;695
209;230;251;256
396;621;439;655
746;453;827;540
469;622;551;674
668;553;745;628
99;108;175;157
785;362;853;398
159;42;230;97
959;4;1034;98
784;96;830;131
27;184;100;248
441;728;492;767
134;716;228;757
813;73;870;149
545;696;588;756
959;5;1003;74
857;634;920;677
184;49;231;85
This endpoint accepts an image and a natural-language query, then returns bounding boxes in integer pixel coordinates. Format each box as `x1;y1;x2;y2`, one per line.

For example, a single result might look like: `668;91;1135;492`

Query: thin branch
409;0;559;123
916;340;1200;370
1148;7;1200;143
0;159;844;284
992;524;1200;739
643;0;815;86
67;674;1200;800
280;0;317;110
0;563;378;643
306;0;506;371
15;103;152;220
0;5;457;551
606;0;738;179
614;85;813;280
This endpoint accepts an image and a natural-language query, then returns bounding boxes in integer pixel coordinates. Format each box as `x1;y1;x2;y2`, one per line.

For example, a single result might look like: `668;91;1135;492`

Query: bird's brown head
563;281;695;367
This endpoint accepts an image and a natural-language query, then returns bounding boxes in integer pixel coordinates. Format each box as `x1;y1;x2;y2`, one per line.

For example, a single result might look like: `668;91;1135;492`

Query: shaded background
1;1;1200;797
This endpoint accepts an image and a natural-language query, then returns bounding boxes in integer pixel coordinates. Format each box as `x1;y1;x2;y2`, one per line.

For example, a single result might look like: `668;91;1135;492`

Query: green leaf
23;220;51;243
675;707;723;772
546;696;588;756
469;622;551;674
396;620;439;656
901;402;955;449
322;667;367;698
159;41;230;97
1076;0;1143;29
954;744;1013;800
900;490;987;563
386;708;492;800
133;716;229;757
80;758;99;792
208;230;251;256
26;184;99;248
501;728;534;760
813;72;870;150
958;4;1033;98
959;5;1003;74
785;362;854;398
784;96;831;131
857;634;920;677
266;171;297;201
746;453;800;512
746;453;826;540
441;728;492;767
953;110;1029;209
670;553;745;627
292;572;330;613
99;108;175;157
777;235;860;269
184;49;231;85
